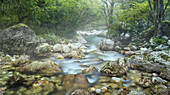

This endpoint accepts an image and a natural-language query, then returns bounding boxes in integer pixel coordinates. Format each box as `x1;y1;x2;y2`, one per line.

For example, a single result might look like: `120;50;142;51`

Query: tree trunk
153;0;159;37
161;0;165;21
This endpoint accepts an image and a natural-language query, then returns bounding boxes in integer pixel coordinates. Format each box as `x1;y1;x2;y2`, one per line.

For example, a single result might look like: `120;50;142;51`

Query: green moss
18;23;27;27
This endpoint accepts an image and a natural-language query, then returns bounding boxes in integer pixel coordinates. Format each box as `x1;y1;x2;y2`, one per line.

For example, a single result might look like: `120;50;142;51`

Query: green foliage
108;1;150;37
153;38;166;45
0;0;101;38
38;33;59;45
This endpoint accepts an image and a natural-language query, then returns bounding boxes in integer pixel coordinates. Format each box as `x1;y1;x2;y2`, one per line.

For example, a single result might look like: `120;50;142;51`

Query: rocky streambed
0;24;170;95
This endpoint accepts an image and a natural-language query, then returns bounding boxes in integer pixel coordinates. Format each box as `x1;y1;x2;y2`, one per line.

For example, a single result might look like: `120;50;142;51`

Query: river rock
31;80;55;94
34;43;52;56
100;62;127;77
62;45;70;53
111;77;123;84
160;68;170;81
154;44;169;50
7;71;25;86
128;90;146;95
68;43;82;50
152;77;167;84
124;51;135;56
1;55;13;62
115;46;121;51
71;89;90;95
0;23;39;54
64;51;78;58
124;47;131;51
53;44;62;52
11;55;30;67
0;88;5;95
168;40;170;46
20;60;62;76
96;89;101;94
152;84;169;95
53;53;64;59
62;74;89;90
136;77;152;87
99;39;115;51
82;66;98;74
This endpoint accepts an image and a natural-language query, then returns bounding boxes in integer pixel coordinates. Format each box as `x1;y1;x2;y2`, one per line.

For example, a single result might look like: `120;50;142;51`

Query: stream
54;36;124;82
52;35;147;95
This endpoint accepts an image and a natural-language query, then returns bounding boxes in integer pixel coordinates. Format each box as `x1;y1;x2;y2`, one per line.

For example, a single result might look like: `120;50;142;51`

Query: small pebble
101;87;107;92
152;73;158;77
90;87;95;92
96;89;101;94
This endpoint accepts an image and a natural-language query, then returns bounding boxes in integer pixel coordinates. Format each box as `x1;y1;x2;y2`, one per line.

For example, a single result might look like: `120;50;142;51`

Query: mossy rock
0;23;39;55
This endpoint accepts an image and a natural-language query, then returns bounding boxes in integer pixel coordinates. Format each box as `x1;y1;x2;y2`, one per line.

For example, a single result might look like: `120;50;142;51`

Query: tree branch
161;0;170;16
147;0;154;19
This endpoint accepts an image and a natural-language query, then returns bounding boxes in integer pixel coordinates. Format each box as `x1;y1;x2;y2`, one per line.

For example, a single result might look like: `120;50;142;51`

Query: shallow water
54;36;124;75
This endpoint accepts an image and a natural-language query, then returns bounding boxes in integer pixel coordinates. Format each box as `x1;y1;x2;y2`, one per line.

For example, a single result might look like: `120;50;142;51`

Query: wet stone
71;89;91;95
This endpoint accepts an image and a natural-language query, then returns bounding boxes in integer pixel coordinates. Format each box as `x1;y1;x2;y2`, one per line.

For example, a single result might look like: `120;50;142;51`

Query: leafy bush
108;1;150;37
37;33;59;45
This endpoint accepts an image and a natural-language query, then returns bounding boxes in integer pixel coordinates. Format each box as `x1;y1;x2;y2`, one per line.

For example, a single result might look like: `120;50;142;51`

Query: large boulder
20;60;62;76
99;39;115;51
0;23;39;54
62;74;89;90
100;62;127;77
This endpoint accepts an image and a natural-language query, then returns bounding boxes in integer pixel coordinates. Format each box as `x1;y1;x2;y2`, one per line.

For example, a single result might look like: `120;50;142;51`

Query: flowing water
54;36;124;83
52;35;129;94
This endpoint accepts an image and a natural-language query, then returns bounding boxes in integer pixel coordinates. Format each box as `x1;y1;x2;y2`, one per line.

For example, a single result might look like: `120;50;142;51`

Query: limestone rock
53;44;62;52
64;51;78;59
0;23;39;54
99;39;115;51
53;53;64;59
62;45;70;53
160;68;170;81
62;74;89;90
20;60;62;76
100;62;127;77
34;43;52;56
82;66;98;74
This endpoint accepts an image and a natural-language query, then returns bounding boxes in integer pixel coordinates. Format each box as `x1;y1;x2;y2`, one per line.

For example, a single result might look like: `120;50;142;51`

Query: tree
147;0;170;37
101;0;115;28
